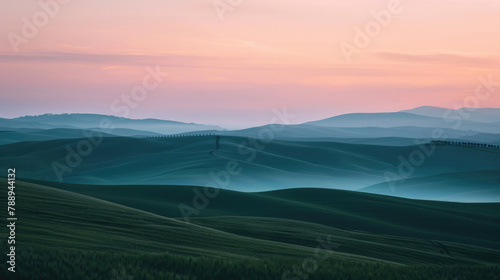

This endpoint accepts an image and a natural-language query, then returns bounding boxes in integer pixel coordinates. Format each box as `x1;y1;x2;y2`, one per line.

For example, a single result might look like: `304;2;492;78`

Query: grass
24;178;500;250
1;179;499;279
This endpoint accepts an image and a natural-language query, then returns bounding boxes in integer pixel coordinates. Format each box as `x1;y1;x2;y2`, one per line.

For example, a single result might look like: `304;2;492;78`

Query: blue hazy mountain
0;127;164;145
303;111;500;134
0;113;221;134
401;106;500;123
221;124;500;146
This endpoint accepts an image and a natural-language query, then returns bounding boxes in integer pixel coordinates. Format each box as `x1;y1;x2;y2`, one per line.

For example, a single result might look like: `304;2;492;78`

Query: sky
0;0;499;128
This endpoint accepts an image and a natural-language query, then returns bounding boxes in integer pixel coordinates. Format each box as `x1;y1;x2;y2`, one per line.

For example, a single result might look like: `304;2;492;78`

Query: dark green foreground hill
24;178;500;250
1;179;500;279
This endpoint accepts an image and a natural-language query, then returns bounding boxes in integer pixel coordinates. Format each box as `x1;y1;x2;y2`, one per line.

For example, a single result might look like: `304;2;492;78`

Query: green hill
2;136;500;201
21;178;500;250
1;179;500;279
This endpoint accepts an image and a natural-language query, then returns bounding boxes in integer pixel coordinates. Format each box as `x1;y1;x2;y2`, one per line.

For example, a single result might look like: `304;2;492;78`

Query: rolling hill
21;178;500;250
1;136;499;201
1;179;499;279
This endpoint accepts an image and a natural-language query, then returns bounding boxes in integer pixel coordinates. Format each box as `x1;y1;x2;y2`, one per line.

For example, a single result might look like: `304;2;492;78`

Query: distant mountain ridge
303;110;500;134
0;113;222;135
400;106;500;123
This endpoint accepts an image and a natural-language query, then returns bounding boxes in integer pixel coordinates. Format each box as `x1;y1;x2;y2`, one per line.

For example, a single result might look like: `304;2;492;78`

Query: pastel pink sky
0;0;499;127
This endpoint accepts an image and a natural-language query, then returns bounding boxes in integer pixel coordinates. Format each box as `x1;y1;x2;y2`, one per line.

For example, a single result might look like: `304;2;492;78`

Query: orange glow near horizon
0;0;499;127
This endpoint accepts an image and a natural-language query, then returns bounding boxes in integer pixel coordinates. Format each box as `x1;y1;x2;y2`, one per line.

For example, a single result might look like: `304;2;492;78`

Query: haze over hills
0;107;500;201
401;106;500;123
1;106;500;279
2;107;500;145
1;135;499;201
1;106;499;202
4;0;499;277
222;124;500;144
0;128;162;145
360;170;500;202
0;113;221;134
304;111;500;134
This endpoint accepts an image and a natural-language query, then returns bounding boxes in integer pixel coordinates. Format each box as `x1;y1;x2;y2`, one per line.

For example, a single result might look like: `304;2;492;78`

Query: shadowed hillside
20;179;500;250
1;179;499;279
2;136;500;201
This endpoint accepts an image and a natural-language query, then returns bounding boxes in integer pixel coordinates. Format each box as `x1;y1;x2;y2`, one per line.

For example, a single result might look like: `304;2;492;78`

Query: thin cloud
374;51;500;68
0;51;321;71
0;51;201;66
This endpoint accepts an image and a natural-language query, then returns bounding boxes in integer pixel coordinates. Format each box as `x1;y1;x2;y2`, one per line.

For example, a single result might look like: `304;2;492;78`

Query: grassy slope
1;179;500;279
22;179;500;251
8;179;351;259
1;136;500;195
189;216;500;265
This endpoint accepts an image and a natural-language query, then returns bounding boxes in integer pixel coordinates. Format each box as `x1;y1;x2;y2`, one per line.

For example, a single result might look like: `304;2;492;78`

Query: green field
1;123;499;279
1;136;499;200
1;179;499;279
